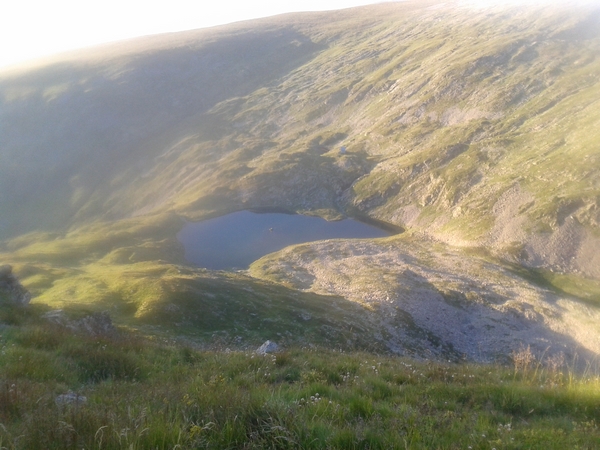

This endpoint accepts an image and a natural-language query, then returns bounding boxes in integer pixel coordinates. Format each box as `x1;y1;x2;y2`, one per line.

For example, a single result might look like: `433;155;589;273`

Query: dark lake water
177;210;391;270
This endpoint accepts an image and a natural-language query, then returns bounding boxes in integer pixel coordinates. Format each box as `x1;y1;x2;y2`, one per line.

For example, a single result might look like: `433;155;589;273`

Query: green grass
536;272;600;306
0;310;599;449
1;3;599;323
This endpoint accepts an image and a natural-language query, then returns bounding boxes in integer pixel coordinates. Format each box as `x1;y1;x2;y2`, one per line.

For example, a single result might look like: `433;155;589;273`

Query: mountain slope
2;1;599;276
1;0;599;359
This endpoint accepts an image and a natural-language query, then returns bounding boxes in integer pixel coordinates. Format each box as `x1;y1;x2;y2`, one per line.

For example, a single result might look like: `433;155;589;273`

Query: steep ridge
1;1;599;359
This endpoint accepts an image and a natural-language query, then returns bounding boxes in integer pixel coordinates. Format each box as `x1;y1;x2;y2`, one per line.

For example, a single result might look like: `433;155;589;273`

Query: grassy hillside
0;312;599;449
0;215;387;353
1;1;600;359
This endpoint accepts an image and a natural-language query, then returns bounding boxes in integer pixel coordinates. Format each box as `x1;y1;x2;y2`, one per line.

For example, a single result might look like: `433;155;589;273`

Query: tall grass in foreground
0;319;599;449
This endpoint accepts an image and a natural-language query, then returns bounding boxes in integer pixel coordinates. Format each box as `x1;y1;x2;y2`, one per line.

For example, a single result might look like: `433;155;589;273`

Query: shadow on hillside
0;27;325;239
384;267;599;370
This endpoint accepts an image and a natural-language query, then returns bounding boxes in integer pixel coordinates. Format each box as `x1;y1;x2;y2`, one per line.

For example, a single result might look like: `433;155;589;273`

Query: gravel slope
250;234;600;364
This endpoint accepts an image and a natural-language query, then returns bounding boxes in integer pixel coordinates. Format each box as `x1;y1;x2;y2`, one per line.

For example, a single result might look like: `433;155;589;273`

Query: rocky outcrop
0;265;31;306
43;310;117;337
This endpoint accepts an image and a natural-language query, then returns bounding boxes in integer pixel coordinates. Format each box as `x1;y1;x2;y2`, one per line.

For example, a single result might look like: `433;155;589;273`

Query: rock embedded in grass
42;310;117;337
256;340;279;354
0;264;12;278
0;264;31;306
55;391;87;406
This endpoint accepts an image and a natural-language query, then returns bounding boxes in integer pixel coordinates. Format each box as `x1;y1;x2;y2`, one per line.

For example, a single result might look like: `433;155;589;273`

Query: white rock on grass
55;391;87;406
256;340;279;355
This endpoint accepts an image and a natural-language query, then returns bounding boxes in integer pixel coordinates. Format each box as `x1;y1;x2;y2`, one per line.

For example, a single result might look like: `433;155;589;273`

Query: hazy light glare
3;0;596;70
0;0;385;70
459;0;600;7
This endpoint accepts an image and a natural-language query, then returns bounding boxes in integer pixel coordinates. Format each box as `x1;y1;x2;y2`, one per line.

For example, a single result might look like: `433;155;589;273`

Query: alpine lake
177;210;396;270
